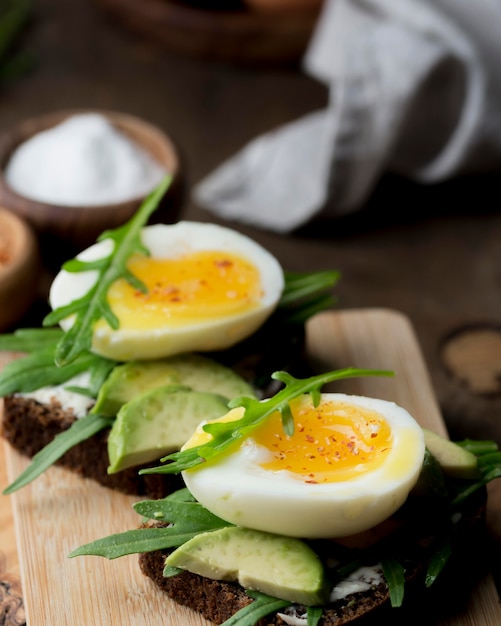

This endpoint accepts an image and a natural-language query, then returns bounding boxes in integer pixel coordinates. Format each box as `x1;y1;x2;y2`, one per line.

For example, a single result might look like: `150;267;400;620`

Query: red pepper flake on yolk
252;399;393;484
106;250;263;330
214;258;234;269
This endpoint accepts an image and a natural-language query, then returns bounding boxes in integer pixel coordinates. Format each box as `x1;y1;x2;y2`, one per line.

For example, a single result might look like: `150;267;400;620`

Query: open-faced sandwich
71;367;501;626
0;176;340;498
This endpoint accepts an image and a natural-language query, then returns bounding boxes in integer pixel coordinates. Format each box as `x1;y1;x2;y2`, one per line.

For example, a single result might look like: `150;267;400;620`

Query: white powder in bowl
4;113;167;206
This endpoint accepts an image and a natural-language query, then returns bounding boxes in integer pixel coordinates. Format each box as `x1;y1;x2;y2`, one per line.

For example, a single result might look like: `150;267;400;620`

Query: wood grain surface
1;308;501;625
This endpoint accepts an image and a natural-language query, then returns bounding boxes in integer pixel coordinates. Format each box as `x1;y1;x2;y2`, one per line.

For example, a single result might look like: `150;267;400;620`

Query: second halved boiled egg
49;221;285;361
181;393;425;539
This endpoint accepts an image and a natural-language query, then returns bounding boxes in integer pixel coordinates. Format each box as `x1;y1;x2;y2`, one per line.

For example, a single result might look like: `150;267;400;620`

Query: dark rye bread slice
139;548;394;626
1;395;178;499
137;489;489;626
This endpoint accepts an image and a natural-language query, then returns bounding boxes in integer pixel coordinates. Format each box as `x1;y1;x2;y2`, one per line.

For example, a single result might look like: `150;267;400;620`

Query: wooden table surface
1;0;501;620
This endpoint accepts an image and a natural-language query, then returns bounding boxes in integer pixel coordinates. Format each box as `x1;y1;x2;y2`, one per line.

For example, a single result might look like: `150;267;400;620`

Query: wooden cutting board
1;308;501;625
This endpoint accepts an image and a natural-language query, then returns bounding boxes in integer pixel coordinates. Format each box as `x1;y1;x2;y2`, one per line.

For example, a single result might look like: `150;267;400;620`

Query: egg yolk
252;399;393;484
106;251;263;330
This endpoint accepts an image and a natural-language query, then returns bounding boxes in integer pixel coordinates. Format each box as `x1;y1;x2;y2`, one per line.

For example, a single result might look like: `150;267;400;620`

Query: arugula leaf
0;327;64;352
219;591;291;626
306;606;323;626
425;535;451;587
3;413;113;494
477;451;501;469
69;491;232;559
456;439;499;455
141;486;195;504
69;527;194;560
162;564;183;577
43;175;172;367
69;355;116;399
0;328;95;395
450;439;501;507
132;489;196;519
140;367;394;476
381;558;406;608
133;496;233;531
0;346;114;396
279;270;340;325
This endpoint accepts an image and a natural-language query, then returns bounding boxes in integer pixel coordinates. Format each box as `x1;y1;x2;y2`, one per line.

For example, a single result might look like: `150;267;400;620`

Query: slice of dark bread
139;547;393;626
1;395;178;498
137;489;489;626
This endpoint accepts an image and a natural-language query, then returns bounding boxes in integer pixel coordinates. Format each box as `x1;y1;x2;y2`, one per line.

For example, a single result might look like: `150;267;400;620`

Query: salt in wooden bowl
0;109;184;255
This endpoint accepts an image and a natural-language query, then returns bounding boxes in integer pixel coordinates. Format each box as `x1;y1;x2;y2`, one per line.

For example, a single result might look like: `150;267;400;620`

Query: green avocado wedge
164;526;329;607
423;428;480;480
93;354;257;418
107;386;231;473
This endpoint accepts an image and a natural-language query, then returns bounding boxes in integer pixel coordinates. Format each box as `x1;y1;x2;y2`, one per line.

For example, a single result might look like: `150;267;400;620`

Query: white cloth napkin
193;0;501;233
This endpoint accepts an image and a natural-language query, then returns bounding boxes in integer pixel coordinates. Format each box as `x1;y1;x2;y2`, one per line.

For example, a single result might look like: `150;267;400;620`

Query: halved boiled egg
181;393;425;539
49;221;284;361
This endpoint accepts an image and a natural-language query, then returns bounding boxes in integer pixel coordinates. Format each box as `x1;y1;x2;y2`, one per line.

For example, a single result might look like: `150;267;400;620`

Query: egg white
49;221;284;361
181;393;425;539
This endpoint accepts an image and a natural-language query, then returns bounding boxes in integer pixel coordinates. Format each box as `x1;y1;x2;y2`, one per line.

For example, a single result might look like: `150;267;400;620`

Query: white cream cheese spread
19;372;95;418
329;564;384;602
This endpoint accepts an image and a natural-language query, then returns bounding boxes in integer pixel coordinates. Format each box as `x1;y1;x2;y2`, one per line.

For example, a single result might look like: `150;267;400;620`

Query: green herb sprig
69;488;232;559
140;367;394;477
3;413;114;494
450;439;501;507
279;270;340;325
0;327;64;352
43;175;172;367
222;592;292;626
0;343;115;397
381;558;406;608
424;535;451;588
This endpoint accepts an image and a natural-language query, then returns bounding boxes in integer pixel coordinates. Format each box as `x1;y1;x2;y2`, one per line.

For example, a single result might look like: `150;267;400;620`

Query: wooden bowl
243;0;324;13
94;0;322;64
0;110;184;255
0;208;40;331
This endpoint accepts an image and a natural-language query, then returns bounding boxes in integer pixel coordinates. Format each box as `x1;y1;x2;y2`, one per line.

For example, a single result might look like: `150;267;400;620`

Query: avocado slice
164;526;329;606
93;354;257;417
107;385;230;473
423;428;480;479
